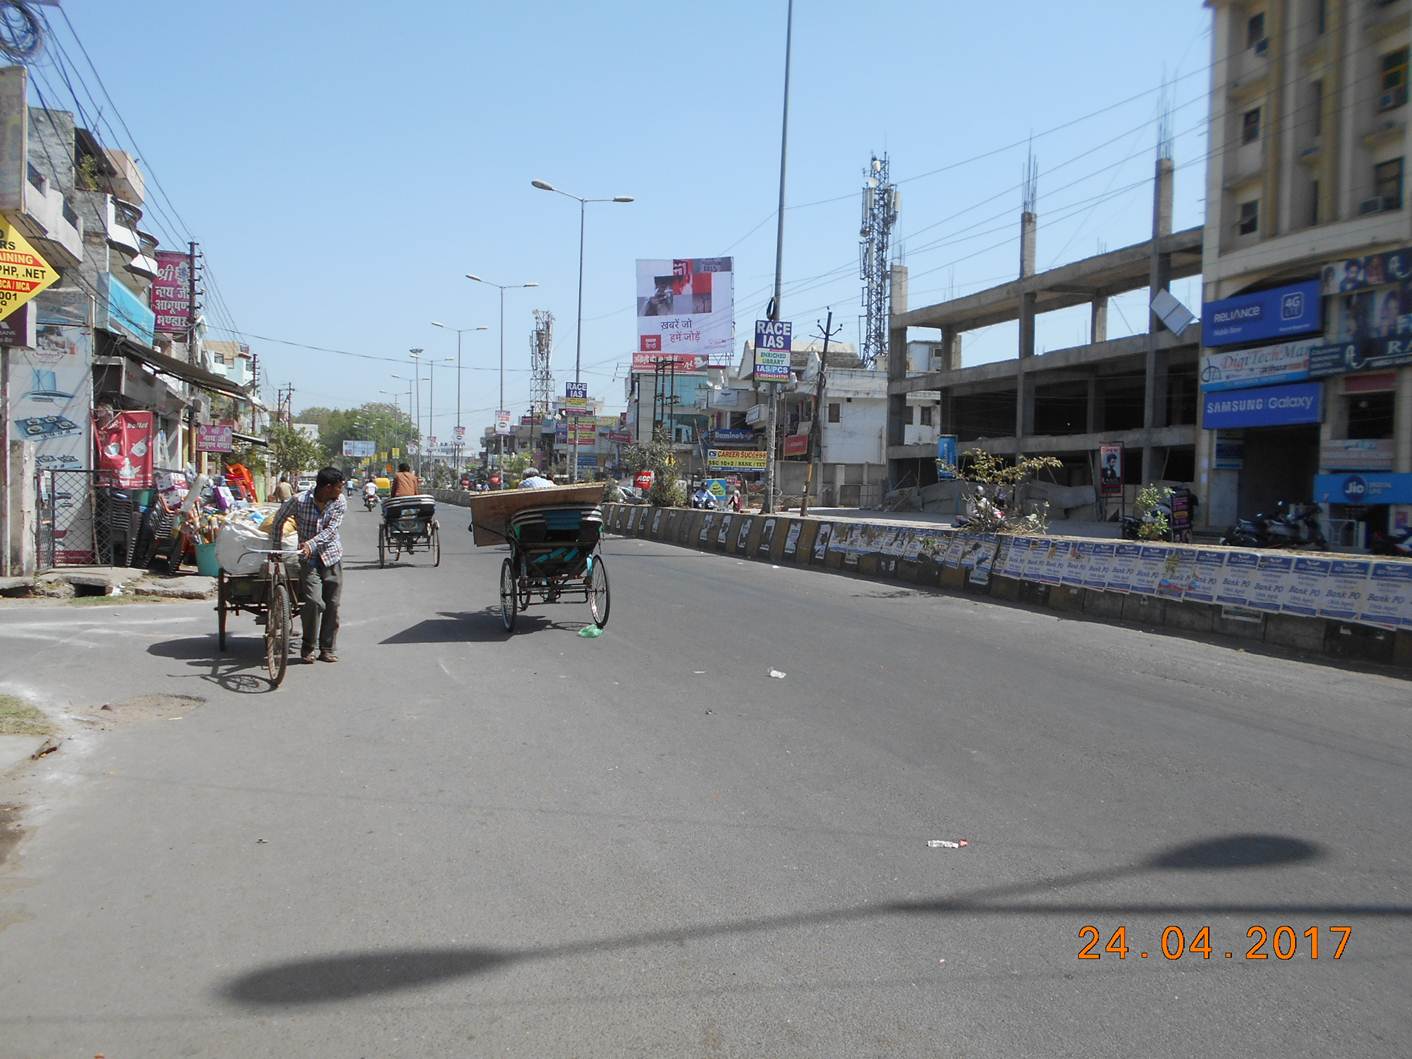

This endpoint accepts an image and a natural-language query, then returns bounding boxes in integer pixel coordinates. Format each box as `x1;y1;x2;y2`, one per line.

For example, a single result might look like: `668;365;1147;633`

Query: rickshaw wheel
516;555;532;608
499;557;518;632
216;573;228;651
588;553;610;628
378;525;386;568
266;584;290;687
432;522;441;567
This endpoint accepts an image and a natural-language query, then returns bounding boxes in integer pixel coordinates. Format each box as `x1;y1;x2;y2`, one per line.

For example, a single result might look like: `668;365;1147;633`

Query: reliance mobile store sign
1203;280;1322;347
1201;381;1322;429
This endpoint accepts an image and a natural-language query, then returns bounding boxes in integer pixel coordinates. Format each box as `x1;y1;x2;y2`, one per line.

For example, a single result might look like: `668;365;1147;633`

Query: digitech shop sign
1202;381;1323;429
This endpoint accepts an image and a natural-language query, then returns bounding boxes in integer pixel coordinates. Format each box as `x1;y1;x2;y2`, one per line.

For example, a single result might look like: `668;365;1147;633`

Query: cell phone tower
858;153;899;369
530;309;555;417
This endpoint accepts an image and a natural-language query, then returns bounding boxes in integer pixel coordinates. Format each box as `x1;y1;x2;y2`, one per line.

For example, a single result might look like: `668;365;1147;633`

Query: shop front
1202;381;1324;524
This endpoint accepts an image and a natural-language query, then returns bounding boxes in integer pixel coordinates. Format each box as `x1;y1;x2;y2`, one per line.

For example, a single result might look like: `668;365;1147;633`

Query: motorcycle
1369;526;1412;558
363;492;378;511
1221;501;1328;550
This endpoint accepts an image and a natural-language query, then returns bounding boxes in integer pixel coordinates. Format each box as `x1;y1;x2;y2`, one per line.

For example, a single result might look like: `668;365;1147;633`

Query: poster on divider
699;513;714;543
955;535;985;570
1085;542;1115;590
1061;541;1089;588
1318;559;1372;621
1283;556;1332;617
938;532;962;568
1218;551;1259;607
969;538;1000;585
1132;546;1168;596
1026;538;1055;583
758;518;777;555
717;514;732;545
1107;543;1142;593
1247;554;1294;612
812;523;833;562
1185;551;1226;604
783;521;802;558
1001;536;1030;578
1157;548;1197;598
1361;562;1412;628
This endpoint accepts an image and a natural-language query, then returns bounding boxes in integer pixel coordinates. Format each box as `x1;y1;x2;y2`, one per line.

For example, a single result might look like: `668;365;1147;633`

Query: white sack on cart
215;516;296;575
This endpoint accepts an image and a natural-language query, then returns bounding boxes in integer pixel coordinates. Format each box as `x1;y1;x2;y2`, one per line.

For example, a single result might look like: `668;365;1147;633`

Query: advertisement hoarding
0;213;59;322
151;250;192;333
1098;443;1123;497
1203;280;1322;347
936;435;957;478
636;257;734;365
707;448;766;472
1201;382;1322;429
783;433;808;457
494;410;512;436
753;319;792;381
342;439;376;458
96;410;155;488
1321;248;1412;295
630;351;710;374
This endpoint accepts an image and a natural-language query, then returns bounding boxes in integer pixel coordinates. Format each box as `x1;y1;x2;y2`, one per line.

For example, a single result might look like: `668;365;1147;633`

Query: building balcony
104;148;145;206
12;162;84;267
105;197;143;255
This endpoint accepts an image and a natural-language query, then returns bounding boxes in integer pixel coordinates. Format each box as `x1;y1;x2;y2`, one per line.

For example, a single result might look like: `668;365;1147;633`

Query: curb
604;504;1412;673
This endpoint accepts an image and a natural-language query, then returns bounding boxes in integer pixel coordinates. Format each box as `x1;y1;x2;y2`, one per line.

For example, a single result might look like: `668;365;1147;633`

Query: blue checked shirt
292;490;346;567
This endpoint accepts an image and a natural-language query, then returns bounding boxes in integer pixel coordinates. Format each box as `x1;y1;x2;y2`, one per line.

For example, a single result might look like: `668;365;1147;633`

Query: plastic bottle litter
926;839;970;849
578;626;604;638
768;669;787;679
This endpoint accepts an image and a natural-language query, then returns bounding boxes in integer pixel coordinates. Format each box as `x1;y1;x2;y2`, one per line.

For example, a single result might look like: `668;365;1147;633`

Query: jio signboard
753;320;792;382
1201;382;1323;429
1203;280;1322;347
1314;473;1412;506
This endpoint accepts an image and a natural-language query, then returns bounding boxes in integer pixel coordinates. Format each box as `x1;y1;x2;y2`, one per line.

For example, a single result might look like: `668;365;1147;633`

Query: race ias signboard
0;214;59;321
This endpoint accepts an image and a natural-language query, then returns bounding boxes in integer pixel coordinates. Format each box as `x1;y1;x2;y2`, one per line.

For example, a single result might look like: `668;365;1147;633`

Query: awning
110;338;253;402
232;431;269;448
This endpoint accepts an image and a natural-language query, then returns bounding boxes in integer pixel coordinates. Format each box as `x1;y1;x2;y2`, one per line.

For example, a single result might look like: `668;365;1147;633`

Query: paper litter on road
926;839;970;849
768;669;786;679
578;626;604;638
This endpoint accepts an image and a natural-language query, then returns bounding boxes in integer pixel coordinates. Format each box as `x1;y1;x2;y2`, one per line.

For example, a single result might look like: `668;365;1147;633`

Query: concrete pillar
1086;375;1101;434
1016;290;1037;448
1090;297;1108;343
886;265;909;487
1019;211;1037;279
1143;157;1175;483
7;440;35;577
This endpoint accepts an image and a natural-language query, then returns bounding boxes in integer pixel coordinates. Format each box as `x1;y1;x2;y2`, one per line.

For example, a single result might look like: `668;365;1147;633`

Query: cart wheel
217;573;228;651
266;583;290;687
378;525;386;568
499;557;518;632
588;554;610;628
432;523;441;567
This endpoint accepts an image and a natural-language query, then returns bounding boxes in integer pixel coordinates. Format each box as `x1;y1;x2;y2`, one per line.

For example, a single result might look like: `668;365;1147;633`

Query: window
1347;393;1395;439
827;402;841;423
1374;158;1403;208
1247;12;1265;49
1380;47;1408;110
920;405;933;426
1238;199;1259;235
1311;79;1323;136
1242;107;1261;144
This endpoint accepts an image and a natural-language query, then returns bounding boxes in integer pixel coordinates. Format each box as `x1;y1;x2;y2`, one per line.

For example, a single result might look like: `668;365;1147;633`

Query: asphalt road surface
1;505;1409;1057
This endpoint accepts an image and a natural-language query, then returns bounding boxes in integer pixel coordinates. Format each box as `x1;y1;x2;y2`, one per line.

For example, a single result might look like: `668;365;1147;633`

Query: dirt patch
78;693;206;729
0;804;22;868
0;695;52;737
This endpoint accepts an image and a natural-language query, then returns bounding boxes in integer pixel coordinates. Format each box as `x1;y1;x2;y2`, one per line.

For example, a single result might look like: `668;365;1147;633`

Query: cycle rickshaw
379;494;441;568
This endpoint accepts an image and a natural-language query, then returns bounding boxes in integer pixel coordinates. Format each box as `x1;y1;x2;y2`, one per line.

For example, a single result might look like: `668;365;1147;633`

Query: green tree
939;448;1064;534
1134;483;1172;541
268;423;325;478
622;428;685;507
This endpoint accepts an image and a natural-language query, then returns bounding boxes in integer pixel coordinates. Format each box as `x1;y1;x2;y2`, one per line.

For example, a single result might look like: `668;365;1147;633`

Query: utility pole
764;0;794;515
409;348;423;477
800;309;840;517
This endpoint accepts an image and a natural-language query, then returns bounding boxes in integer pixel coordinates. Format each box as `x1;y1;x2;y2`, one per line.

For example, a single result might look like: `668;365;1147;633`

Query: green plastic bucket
195;542;220;577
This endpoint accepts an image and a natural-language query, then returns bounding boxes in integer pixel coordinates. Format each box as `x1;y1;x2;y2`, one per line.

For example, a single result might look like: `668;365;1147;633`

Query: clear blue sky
43;1;1212;435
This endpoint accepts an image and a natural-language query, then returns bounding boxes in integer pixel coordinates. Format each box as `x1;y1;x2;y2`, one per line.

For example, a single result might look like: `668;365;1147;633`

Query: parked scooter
1221;501;1328;550
1369;526;1412;558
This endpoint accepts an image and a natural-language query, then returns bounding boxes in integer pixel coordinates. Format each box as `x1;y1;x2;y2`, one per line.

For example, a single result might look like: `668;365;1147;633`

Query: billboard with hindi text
636;257;734;366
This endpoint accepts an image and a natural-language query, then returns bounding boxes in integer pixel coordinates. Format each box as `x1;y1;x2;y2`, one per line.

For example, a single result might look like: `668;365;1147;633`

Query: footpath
431;490;1412;671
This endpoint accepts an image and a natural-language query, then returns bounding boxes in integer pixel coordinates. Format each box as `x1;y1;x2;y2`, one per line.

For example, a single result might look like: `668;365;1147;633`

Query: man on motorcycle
362;479;379;508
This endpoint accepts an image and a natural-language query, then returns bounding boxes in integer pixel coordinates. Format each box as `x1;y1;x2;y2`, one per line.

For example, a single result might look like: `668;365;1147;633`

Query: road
1;504;1409;1057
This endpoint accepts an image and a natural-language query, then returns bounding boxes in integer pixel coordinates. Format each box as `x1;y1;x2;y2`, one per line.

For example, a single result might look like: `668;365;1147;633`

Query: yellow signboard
706;448;766;471
0;214;58;322
391;447;401;458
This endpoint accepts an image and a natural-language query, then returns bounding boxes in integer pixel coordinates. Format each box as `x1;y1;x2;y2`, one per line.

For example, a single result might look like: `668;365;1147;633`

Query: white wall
822;397;885;464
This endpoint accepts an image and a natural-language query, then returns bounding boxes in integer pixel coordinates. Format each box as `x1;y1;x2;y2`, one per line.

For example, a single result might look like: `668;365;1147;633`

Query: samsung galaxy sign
1201;381;1323;429
1203;280;1322;347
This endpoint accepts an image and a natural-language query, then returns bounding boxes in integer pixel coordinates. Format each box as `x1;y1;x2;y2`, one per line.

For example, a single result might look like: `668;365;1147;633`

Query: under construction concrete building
886;158;1204;520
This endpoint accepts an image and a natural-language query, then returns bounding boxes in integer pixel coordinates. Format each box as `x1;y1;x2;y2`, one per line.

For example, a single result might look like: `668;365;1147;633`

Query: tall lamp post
390;373;417;472
466;274;538;478
431;321;488;479
413;352;454;483
530;179;634;481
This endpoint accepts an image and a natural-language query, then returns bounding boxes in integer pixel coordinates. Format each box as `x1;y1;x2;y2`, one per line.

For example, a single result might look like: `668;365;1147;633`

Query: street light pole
408;349;424;477
764;0;794;516
531;179;634;482
430;322;487;480
466;275;538;486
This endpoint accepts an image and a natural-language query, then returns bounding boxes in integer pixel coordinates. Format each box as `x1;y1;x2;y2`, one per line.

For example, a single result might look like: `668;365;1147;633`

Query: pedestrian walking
291;466;347;663
272;474;294;503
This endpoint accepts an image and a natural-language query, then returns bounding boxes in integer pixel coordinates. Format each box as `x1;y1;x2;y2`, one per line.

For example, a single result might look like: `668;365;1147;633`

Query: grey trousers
299;559;342;654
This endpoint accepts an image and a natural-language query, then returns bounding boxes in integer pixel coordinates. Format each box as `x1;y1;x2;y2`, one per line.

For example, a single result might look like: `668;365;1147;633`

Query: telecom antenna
530;309;555;417
858;153;899;369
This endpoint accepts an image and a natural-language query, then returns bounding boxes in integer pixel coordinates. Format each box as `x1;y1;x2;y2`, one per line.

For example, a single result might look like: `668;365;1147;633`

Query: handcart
215;545;302;688
379;494;440;568
466;484;609;633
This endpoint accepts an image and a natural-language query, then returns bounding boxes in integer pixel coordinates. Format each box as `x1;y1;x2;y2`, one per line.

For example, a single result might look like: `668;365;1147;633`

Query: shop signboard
783;433;808;457
1098;443;1123;496
752;319;792;382
1313;472;1412;506
151;251;192;333
1319;438;1394;471
0;213;59;321
1214;431;1245;470
1308;334;1412;378
1201;382;1322;429
1202;280;1322;347
636;256;734;365
197;423;234;453
564;380;588;414
744;404;766;427
1199;339;1313;391
607;430;632;443
707;448;766;472
1169;486;1193;537
711;427;754;444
